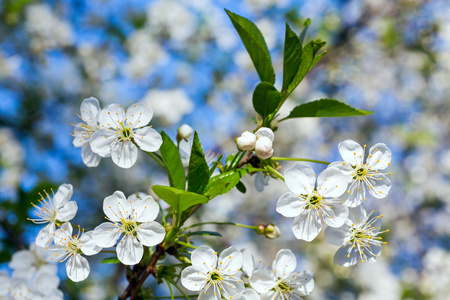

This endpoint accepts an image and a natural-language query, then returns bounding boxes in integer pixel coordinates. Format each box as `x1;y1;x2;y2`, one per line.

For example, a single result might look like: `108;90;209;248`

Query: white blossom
236;131;257;151
328;139;392;207
250;249;314;300
53;222;102;282
180;245;245;299
178;124;194;140
29;184;78;247
235;127;274;159
72;97;104;167
90;103;162;168
276;163;349;241
93;191;165;265
9;243;57;280
325;204;388;267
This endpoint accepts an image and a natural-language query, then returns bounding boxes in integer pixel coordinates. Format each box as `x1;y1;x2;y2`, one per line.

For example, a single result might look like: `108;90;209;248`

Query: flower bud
177;124;193;141
256;224;281;239
236;131;256;151
255;136;273;159
255;127;274;142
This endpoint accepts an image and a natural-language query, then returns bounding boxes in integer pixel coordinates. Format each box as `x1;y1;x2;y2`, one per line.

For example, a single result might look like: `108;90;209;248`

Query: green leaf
152;185;209;213
236;181;247;194
252;82;280;118
299;18;311;44
285;99;373;119
309;50;327;72
184;231;222;237
187;132;209;194
311;39;326;55
225;9;275;84
101;257;121;264
209;154;223;177
282;23;302;92
286;41;314;96
159;132;186;190
204;169;249;199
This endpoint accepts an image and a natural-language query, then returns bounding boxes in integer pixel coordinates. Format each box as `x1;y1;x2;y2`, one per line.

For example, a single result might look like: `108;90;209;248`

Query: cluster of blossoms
27;182;165;281
181;246;313;300
72;97;162;168
0;243;63;300
276;139;392;266
236;127;275;159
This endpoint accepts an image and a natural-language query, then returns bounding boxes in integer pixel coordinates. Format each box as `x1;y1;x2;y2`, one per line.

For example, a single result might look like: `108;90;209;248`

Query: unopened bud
255;136;273;159
177;124;193;142
236;131;256;151
256;224;280;239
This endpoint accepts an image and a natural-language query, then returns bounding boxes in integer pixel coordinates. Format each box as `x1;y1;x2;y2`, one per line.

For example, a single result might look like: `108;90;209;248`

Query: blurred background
0;0;449;299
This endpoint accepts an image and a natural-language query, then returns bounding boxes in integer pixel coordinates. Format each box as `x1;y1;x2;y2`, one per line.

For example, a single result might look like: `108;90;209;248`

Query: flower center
118;122;134;141
67;238;82;255
304;191;323;209
274;279;293;295
121;218;138;236
208;270;223;283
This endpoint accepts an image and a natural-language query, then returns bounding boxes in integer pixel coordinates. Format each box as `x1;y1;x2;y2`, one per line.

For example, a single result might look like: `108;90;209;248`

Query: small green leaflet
252;82;280;119
152;185;209;214
101;257;120;264
282;23;302;92
159;132;186;190
187;132;209;194
183;231;222;237
285;41;313;97
225;9;275;84
299;18;311;44
203;168;249;200
284;99;373;119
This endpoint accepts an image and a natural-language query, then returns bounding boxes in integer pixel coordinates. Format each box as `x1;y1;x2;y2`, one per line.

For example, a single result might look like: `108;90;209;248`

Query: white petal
9;250;34;271
111;140;138;168
240;249;255;277
79;231;102;256
291;270;314;295
132;195;160;222
53;183;73;208
259;290;278;300
254;137;273;159
291;210;322;242
134;127;163;152
191;245;217;273
328;161;354;180
81;144;101;167
236;132;256;151
218;246;243;275
103;190;130;222
36;223;56;247
342;180;365;207
125;103;153;128
249;269;277;294
198;284;220;300
316;167;348;198
365;173;392;198
90;128;116;157
80;97;101;127
284;163;315;195
333;244;358;267
222;276;245;298
180;266;206;291
338;139;364;166
272;249;296;278
66;255;90;282
136;221;165;247
241;289;261;300
254;172;269;193
255;127;274;142
366;143;391;170
276;192;305;217
56;201;78;221
117;235;144;265
321;202;349;228
98;104;125;128
72;124;90;147
92;222;121;248
324;226;351;246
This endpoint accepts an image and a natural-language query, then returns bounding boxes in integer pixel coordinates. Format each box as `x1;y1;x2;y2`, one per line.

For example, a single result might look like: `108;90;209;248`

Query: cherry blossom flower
180;245;244;300
324;204;388;267
28;183;78;247
9;243;57;280
235;127;274;159
90;103;162;168
71;97;103;167
234;289;261;300
53;222;102;282
93;191;165;265
276;163;349;241
250;249;314;300
328;139;392;207
177;124;193;141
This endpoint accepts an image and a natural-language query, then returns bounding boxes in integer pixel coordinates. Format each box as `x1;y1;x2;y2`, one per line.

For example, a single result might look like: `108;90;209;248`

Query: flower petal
218;246;243;275
272;249;296;278
276;192;304;218
111;140;138;168
249;269;277;294
134;127;163;152
222;276;245;298
338;139;364;166
236;132;256;151
36;223;56;247
80;97;101;127
333;244;358;267
81;144;101;167
290;270;314;296
98;104;125;129
66;255;90;282
92;222;121;248
103;190;130;222
365;173;392;198
54;222;73;246
125;103;153;128
366;143;391;170
56;201;78;222
198;284;220;300
284;163;315;195
240;249;255;277
180;266;206;291
254;137;273;160
254;172;269;193
317;167;347;198
241;289;261;300
324;225;351;246
191;245;217;273
291;210;322;242
132;195;160;222
90;128;116;157
79;231;102;256
321;202;348;228
328;161;354;180
117;235;143;265
53;183;73;208
136;221;165;247
342;180;365;207
255;127;274;142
